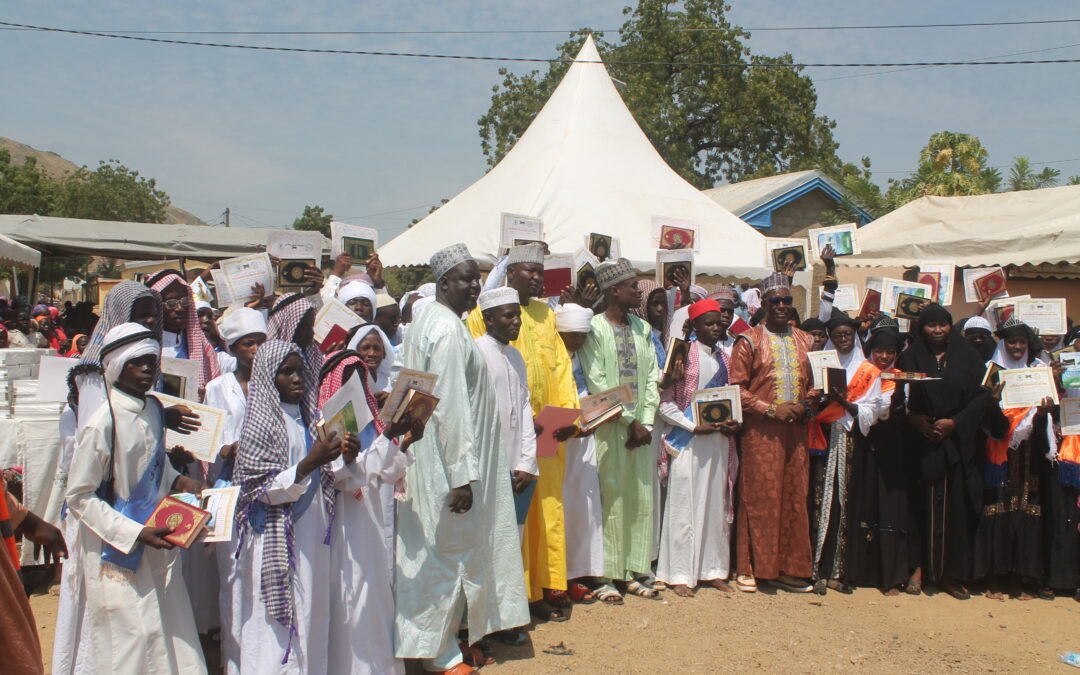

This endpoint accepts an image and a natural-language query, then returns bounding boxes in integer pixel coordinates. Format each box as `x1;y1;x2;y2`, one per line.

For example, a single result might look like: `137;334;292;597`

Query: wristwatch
765;404;777;419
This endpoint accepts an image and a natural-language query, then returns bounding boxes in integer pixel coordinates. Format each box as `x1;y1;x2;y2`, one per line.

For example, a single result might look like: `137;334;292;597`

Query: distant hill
0;136;208;225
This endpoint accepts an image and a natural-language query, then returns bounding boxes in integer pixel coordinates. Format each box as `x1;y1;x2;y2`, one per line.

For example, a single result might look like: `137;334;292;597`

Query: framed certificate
1060;397;1080;435
918;261;955;306
819;284;858;312
999;367;1059;410
807;349;842;390
656;249;695;287
694;385;743;424
1015;299;1067;336
807;223;859;261
500;213;543;251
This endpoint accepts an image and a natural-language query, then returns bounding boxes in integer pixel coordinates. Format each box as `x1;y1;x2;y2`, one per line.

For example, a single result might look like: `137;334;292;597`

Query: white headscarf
218;307;268;346
347;324;395;392
101;323;161;387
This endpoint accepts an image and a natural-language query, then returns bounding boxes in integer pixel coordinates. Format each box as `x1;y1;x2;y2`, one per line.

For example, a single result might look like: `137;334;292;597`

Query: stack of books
0;349;61;420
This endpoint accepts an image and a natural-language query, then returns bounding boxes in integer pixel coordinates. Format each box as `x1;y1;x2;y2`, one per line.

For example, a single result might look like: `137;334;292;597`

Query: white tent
380;36;769;277
0;233;40;269
838;184;1080;268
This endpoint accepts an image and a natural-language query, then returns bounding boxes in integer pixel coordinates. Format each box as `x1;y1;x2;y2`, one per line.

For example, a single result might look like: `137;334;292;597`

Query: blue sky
2;1;1078;239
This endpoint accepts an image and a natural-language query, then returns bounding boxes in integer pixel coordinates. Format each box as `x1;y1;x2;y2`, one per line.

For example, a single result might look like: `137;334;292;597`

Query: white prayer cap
101;322;160;386
375;293;397;310
338;281;377;308
417;283;436;298
964;315;993;333
506;243;545;267
430;243;474;281
478;287;519;312
555;303;593;333
218;307;267;346
195;299;213;312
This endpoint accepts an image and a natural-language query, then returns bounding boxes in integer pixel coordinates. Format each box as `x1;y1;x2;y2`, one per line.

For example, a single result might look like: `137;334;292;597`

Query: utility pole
224;208;231;227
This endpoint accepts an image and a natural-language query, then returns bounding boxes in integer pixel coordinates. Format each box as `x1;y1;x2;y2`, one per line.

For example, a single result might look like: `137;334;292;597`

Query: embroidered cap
430;243;474;281
478;287;520;311
506;243;545;267
595;258;636;291
760;272;791;296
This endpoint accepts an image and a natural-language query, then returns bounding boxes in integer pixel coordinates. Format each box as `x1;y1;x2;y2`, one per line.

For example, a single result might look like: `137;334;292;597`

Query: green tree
53;160;170;223
1006;156;1060;191
820;157;886;225
0;150;58;215
1068;175;1080;185
885;131;998;207
478;0;841;188
293;205;333;237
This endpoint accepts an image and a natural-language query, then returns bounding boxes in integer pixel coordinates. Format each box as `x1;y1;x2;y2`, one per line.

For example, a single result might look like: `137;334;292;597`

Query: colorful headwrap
688;298;723;323
147;270;220;388
233;339;336;637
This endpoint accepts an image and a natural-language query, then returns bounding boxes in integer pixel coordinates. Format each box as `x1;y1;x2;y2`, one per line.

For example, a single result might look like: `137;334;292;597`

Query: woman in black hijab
896;303;992;599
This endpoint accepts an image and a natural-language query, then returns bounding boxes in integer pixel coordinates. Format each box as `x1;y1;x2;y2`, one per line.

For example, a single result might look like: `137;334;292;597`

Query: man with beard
396;244;528;674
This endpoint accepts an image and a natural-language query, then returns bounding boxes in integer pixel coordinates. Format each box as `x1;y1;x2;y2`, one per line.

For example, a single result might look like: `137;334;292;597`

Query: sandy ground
30;582;1079;673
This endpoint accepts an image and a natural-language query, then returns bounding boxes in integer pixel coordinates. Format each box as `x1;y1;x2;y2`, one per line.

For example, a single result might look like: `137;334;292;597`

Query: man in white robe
65;323;206;675
474;287;540;537
395;244;529;673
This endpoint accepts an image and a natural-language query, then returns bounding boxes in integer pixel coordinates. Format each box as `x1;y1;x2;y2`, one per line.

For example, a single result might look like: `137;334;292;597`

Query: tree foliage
1006;156;1061;192
478;0;841;188
53;160;170;223
292;204;333;237
0;150;57;215
883;131;999;207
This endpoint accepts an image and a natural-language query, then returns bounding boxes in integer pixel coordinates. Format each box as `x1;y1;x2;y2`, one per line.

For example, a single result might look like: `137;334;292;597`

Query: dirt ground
30;582;1079;673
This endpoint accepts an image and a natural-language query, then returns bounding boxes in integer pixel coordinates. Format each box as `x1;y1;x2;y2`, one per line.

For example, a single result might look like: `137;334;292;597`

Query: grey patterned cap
760;272;791;295
506;243;545;267
430;243;474;281
595;258;636;291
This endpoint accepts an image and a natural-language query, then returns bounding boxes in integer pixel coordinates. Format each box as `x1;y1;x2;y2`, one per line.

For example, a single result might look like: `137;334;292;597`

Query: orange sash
808;360;881;451
1057;435;1080;488
985;407;1031;468
0;482;18;570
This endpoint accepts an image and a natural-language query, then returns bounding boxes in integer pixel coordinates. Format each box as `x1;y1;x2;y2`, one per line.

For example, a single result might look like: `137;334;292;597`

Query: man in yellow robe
467;243;579;621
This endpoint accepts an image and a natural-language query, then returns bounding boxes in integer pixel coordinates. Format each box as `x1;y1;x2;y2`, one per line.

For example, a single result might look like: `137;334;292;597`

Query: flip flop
625;580;661;599
544;588;573;609
595;584;624;605
735;575;758;593
567;582;598;604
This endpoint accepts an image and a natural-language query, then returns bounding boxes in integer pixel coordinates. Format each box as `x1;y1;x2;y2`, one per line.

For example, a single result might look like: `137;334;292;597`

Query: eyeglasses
163;297;192;310
767;296;794;306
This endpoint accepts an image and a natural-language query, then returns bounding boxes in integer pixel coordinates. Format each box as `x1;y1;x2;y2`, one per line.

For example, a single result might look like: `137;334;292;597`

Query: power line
4;21;1080;68
3;17;1079;35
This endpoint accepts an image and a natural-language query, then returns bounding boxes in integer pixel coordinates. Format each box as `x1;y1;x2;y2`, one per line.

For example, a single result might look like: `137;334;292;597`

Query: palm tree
1006;156;1060;191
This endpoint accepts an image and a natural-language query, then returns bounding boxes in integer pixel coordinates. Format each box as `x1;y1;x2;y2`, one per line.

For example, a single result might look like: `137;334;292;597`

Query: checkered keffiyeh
233;339;336;633
268;293;325;418
148;271;220;388
80;281;163;369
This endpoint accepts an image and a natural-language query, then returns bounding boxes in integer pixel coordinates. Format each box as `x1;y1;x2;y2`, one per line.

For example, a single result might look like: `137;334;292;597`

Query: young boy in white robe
556;303;607;604
474;287;540;537
657;299;740;596
64;322;207;675
203;307;266;674
318;352;419;674
232;339;352;674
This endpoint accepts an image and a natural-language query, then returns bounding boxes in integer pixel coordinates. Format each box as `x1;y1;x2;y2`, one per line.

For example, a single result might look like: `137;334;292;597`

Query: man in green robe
578;259;661;600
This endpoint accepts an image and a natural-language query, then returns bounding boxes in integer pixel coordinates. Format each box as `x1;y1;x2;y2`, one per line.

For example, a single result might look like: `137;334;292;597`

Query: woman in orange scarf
974;318;1056;600
807;313;888;595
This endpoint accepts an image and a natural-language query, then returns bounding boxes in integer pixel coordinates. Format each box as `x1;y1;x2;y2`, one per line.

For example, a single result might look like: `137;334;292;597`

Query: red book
144;496;212;549
917;272;940;301
319;324;349;354
974;269;1007;301
728;316;752;335
858;289;882;321
542;267;572;298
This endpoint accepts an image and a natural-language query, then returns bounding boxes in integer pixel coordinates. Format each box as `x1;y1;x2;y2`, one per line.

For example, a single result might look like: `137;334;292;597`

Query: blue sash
513;475;538;525
253;425;319;532
99;431;167;572
665;351;728;453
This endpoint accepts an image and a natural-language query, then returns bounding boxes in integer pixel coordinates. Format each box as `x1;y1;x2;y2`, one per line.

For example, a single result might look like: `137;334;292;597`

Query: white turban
417;282;436;298
101;322;160;387
347;324;395;392
478;287;519;312
218;307;268;346
338;281;377;307
555;303;594;333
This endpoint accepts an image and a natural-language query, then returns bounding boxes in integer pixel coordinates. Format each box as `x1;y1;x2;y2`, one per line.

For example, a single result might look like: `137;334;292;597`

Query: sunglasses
767;295;794;306
163;297;192;310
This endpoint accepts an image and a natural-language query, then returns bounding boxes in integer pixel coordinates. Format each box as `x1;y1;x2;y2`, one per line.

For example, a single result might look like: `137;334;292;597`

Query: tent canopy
0;214;325;260
0;233;41;269
839;184;1080;268
380;36;769;277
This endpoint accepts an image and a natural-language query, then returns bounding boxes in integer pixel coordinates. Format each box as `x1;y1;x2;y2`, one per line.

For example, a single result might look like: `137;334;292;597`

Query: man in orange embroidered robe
728;273;815;593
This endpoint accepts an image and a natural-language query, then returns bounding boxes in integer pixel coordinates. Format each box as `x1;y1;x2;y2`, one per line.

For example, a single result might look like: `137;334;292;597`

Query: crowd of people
1;241;1079;675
